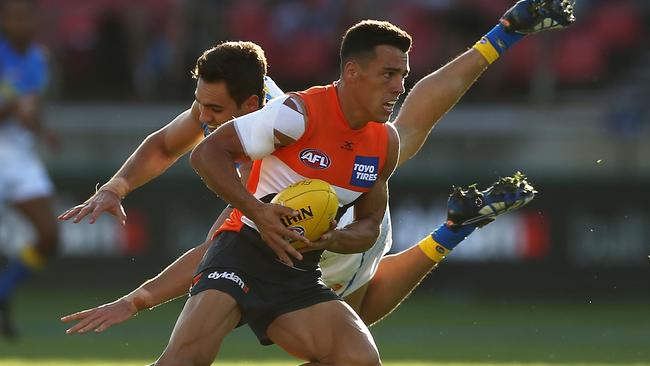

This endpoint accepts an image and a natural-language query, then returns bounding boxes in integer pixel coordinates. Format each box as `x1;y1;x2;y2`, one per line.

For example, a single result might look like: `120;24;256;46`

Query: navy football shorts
190;226;340;345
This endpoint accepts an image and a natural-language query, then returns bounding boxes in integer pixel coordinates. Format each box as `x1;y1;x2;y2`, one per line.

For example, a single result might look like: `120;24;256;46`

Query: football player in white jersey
0;0;60;339
61;0;573;335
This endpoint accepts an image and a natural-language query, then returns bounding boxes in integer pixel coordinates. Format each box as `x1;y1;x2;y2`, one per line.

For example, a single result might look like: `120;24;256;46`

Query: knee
333;346;381;366
351;350;381;366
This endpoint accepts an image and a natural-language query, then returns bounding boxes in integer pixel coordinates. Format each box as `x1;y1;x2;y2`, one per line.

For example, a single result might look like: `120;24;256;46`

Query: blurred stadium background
1;0;649;364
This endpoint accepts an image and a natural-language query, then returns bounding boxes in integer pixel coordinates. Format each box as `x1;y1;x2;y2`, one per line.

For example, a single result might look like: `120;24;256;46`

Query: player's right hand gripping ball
271;179;339;247
501;0;576;34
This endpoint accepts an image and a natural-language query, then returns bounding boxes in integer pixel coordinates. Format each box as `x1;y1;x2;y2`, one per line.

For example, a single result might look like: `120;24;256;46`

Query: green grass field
1;363;644;366
1;288;649;366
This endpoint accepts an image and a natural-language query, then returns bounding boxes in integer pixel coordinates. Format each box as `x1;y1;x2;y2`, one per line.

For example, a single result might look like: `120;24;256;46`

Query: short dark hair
192;41;267;107
340;20;412;70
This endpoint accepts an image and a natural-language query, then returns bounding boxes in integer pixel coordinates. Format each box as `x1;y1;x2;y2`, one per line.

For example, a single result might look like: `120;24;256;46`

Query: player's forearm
124;243;209;310
327;219;380;254
395;49;487;166
106;108;204;197
190;140;261;216
107;133;182;197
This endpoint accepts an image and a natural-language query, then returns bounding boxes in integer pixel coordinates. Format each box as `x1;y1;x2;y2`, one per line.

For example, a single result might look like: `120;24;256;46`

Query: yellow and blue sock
418;224;476;263
473;23;525;64
0;246;45;300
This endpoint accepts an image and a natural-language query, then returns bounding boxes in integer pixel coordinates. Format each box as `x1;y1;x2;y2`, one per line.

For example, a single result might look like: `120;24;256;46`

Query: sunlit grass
2;362;649;366
2;288;648;366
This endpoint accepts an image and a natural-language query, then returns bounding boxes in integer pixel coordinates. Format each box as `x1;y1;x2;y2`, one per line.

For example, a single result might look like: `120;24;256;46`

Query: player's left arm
313;124;399;254
395;0;575;167
394;50;487;167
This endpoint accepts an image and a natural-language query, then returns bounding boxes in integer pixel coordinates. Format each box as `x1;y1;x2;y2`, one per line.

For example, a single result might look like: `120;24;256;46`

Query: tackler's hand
58;190;126;225
61;297;138;334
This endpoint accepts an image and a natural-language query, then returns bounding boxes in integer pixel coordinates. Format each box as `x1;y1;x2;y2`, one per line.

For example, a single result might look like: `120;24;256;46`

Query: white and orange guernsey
216;83;390;245
189;83;393;345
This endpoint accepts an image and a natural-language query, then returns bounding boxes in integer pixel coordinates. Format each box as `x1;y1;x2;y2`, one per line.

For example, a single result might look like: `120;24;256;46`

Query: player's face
1;0;36;47
195;79;254;129
356;45;409;123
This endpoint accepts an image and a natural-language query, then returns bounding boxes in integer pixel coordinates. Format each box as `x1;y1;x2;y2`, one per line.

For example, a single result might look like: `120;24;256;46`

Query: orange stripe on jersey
212;208;244;239
247;160;263;193
191;273;203;287
212;160;261;239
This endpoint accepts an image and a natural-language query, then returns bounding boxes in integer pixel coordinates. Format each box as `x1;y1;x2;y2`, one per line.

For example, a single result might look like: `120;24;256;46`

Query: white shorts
0;146;54;205
320;206;392;298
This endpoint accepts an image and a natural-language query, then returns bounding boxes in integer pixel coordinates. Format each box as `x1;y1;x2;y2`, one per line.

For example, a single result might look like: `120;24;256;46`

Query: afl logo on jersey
299;149;331;169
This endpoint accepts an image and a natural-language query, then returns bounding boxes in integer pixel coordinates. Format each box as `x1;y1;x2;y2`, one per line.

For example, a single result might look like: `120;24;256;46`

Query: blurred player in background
60;0;572;341
0;0;59;340
0;0;58;337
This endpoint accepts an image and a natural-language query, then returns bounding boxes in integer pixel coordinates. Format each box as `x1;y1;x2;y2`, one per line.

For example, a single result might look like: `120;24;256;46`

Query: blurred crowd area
26;0;650;101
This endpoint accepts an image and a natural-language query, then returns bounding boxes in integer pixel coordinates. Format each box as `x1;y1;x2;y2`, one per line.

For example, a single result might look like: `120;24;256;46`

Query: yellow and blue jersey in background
0;36;48;150
0;36;48;101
